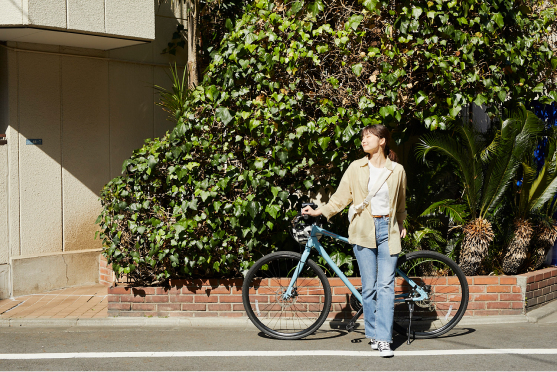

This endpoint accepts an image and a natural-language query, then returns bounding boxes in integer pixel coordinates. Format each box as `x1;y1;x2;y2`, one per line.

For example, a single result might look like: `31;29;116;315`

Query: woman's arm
303;166;354;220
396;168;407;238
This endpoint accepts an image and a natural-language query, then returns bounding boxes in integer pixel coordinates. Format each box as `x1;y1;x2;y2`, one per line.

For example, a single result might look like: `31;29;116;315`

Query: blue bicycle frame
283;225;429;303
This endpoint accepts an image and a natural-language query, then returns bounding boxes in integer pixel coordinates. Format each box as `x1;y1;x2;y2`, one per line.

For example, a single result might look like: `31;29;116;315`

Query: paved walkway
0;284;107;319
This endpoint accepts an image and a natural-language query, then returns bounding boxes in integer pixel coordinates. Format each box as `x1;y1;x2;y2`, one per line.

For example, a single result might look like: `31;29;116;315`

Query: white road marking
1;349;557;360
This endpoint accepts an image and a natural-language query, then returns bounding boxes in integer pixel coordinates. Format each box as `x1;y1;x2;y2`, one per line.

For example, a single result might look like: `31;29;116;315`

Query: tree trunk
186;0;198;89
459;218;494;276
502;218;533;275
527;221;557;271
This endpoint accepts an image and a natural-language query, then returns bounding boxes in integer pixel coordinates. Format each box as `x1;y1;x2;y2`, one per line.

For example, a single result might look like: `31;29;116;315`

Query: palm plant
416;105;543;275
502;127;557;273
155;63;191;122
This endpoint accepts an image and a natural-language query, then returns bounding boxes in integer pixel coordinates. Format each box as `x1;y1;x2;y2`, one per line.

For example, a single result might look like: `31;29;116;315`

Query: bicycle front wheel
393;251;469;339
242;251;332;340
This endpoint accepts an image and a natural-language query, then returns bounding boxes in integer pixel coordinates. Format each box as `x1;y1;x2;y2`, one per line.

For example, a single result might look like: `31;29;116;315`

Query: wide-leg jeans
353;216;398;342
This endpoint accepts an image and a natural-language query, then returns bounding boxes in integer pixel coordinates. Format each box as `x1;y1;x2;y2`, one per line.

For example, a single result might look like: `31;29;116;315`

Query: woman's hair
361;124;399;162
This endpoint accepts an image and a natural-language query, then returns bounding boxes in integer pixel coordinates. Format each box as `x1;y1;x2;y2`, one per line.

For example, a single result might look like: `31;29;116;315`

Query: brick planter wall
99;254;115;286
107;267;557;318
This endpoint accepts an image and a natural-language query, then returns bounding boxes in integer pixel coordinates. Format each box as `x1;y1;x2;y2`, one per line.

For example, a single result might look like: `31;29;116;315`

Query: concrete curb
1;300;555;329
0;315;530;329
526;300;557;323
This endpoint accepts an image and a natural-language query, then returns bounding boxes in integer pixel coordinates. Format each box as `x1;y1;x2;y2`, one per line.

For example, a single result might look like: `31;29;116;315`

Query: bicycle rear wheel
393;251;469;339
242;251;332;340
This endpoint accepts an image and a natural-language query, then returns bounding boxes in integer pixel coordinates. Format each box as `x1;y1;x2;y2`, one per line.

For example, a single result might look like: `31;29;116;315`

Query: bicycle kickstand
406;300;415;345
346;308;363;332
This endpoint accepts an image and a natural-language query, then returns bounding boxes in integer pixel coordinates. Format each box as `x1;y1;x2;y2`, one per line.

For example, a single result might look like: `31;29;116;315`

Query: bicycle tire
392;251;469;339
242;251;332;340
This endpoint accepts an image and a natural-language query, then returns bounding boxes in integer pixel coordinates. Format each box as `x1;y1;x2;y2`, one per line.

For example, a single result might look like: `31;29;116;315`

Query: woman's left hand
398;220;407;239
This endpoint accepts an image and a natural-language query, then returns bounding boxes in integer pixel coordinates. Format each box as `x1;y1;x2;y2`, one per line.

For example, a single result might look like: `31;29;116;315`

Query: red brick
167;312;194;317
500;277;517;285
333;287;353;295
511;302;524;309
500;309;523;315
119;295;145;303
327;278;346;287
220;312;246;317
513;286;522;293
107;295;120;303
233;304;245;311
108;303;131;311
466;302;486;310
535;273;544;282
487;285;511;293
169;295;194;303
474;277;499;285
144;295;169;303
208;304;232;311
201;279;221;287
117;311;146;317
473;310;500;316
157;304;181;311
468;285;486;293
182;304;207;311
219;295;245;303
156;288;170;295
131;303;156;311
500;294;523;301
108;286;131;294
193;312;219;317
193;295;219;303
487;302;510;309
472;294;498;301
132;287;156;295
167;288;181;295
202;286;231;295
348;278;362;286
181;287;202;294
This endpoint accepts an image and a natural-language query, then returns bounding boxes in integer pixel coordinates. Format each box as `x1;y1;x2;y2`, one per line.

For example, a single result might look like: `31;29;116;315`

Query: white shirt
367;161;390;216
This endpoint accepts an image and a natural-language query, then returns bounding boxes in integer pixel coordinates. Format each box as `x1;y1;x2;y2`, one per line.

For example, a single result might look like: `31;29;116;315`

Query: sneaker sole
380;350;394;357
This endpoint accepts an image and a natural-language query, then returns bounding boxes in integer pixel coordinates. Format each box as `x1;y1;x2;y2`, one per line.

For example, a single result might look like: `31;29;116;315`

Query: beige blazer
319;156;407;255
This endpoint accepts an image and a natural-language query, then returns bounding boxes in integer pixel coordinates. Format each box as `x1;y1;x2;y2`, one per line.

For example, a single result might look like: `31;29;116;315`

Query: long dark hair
361;124;399;162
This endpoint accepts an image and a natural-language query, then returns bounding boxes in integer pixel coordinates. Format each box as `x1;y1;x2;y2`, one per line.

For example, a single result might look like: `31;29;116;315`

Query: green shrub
98;0;557;284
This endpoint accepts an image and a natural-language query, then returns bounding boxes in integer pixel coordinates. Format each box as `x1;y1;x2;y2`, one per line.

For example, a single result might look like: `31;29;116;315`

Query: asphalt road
1;316;557;371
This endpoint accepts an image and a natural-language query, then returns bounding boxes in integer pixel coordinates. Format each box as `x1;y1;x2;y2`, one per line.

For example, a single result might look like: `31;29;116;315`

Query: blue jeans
353;217;398;342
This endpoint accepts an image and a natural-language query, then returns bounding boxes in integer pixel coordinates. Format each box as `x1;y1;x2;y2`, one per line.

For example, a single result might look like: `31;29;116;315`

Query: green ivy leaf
318;137;331;150
345;14;364;31
352;63;363;77
216;107;233;124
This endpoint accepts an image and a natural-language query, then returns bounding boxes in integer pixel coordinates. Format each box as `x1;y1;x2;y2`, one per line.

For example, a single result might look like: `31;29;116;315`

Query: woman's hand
302;205;322;217
398;220;407;239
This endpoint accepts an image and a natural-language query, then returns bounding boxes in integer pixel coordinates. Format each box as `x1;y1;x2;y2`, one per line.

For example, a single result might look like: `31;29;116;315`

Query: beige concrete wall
1;0;155;42
61;56;109;252
0;1;185;298
11;250;100;296
18;51;63;257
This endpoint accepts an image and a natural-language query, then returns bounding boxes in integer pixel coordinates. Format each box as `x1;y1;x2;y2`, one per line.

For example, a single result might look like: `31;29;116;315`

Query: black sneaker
378;341;394;357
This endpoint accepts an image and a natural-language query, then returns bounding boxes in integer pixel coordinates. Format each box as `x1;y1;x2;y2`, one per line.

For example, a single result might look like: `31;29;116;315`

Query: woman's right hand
301;205;322;217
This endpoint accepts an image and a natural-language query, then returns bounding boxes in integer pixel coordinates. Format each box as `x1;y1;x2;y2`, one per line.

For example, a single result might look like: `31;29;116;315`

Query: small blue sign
26;139;42;145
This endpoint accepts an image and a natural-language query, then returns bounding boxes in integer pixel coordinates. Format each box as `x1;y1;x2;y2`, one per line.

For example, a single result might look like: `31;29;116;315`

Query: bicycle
242;207;469;341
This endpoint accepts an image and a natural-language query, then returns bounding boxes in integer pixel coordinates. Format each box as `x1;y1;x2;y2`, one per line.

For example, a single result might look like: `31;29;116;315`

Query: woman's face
361;131;385;154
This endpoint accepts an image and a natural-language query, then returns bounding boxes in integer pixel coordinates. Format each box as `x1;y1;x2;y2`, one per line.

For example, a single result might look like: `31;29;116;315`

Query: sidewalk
0;283;556;328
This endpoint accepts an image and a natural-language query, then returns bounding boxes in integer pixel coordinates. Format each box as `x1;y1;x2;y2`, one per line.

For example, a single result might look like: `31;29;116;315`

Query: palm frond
416;133;479;215
420;199;469;224
479;106;544;217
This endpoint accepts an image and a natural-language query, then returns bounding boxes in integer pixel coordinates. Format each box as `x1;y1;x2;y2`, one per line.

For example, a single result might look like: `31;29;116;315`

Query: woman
302;124;407;358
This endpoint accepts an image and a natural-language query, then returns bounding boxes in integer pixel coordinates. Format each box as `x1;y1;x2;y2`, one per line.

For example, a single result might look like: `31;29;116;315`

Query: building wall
0;1;187;297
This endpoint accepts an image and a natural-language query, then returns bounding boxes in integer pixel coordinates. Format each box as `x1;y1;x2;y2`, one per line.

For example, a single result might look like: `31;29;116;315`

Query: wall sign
26;139;42;145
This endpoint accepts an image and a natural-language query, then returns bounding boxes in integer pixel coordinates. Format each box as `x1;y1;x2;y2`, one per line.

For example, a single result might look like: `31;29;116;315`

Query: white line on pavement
1;349;557;360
